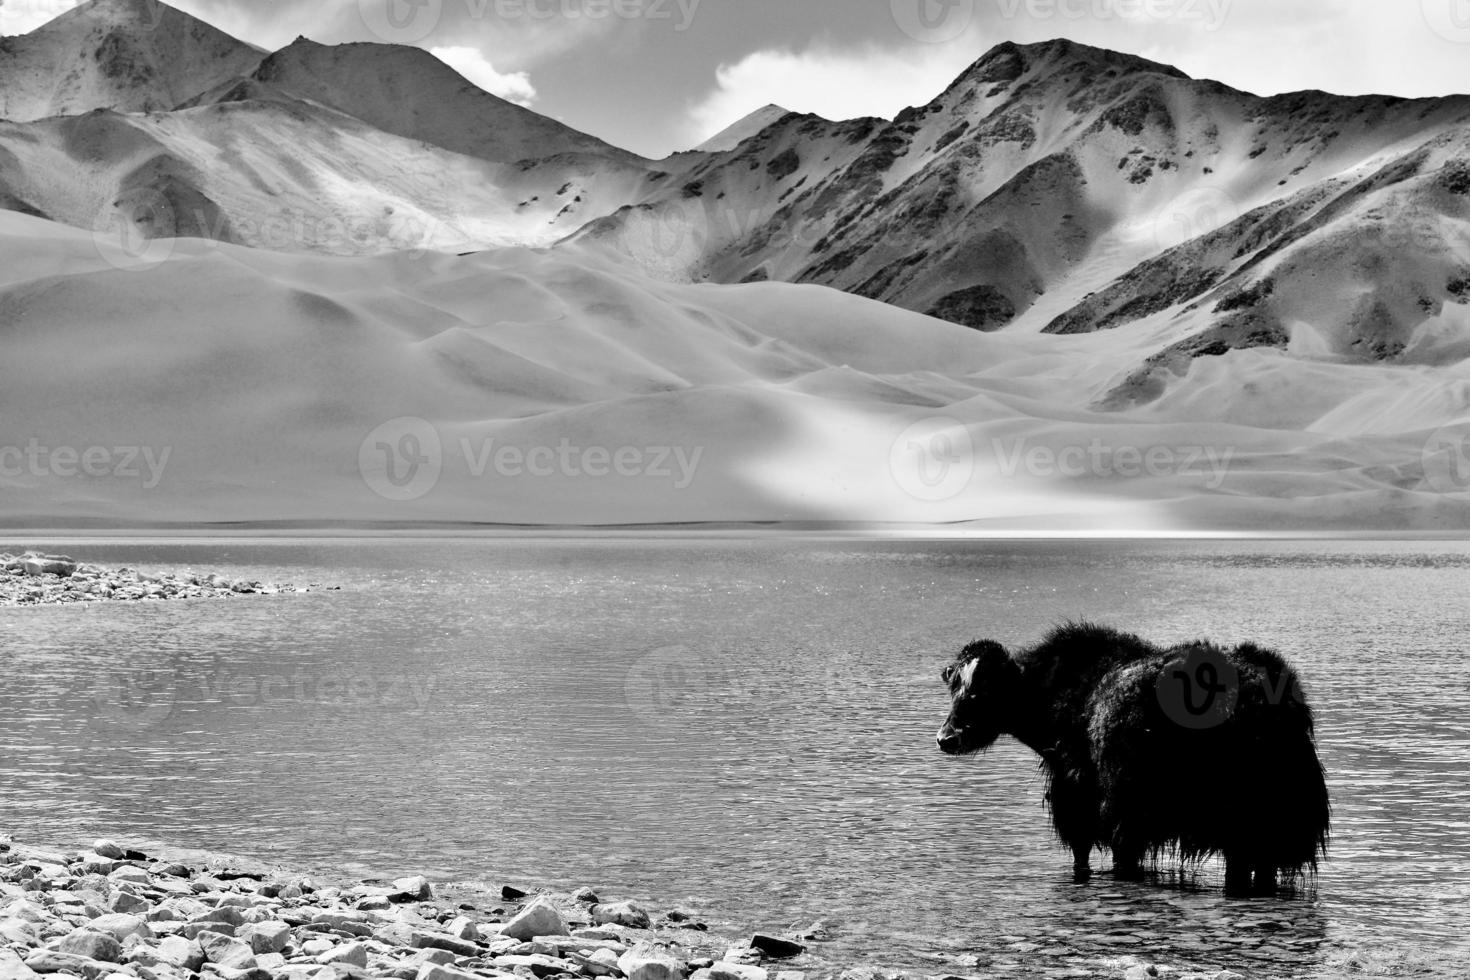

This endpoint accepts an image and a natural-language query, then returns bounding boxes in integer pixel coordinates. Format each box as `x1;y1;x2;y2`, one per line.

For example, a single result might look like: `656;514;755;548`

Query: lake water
2;536;1467;978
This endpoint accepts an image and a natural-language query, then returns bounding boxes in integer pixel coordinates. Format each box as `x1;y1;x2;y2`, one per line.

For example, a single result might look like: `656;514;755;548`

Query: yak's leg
1046;773;1100;883
1110;846;1145;881
1071;843;1092;882
1223;852;1253;896
1251;863;1278;895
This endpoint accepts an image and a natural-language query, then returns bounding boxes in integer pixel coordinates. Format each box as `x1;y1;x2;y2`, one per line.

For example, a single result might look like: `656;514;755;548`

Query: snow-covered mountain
204;37;642;167
0;0;654;253
579;40;1470;399
0;0;263;120
3;5;1470;530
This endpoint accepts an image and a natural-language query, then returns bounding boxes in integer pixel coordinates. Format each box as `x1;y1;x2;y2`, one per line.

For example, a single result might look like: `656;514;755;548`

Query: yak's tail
1228;643;1331;875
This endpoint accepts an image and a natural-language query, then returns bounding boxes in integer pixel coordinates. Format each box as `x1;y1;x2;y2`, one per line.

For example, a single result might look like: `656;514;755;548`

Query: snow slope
0;98;653;253
4;209;1468;530
694;105;792;153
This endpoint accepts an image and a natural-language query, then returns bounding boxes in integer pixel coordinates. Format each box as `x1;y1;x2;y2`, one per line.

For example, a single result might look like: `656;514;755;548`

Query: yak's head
936;639;1021;756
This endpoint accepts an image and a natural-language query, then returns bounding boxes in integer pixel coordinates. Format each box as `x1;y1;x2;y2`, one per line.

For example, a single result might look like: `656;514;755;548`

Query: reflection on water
2;537;1468;978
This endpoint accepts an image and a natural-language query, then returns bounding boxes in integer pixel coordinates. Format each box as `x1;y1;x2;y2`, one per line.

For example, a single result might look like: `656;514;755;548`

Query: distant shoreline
4;522;1470;541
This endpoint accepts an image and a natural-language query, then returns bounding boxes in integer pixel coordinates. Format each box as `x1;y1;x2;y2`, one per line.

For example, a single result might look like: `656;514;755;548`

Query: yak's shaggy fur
936;623;1330;894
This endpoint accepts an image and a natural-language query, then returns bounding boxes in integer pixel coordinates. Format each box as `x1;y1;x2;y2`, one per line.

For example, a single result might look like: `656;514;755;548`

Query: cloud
685;42;978;146
429;45;538;106
0;0;76;34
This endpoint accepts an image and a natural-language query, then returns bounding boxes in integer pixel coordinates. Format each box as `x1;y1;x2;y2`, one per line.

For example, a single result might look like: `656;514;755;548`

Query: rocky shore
0;554;324;606
0;836;1268;980
0;836;815;980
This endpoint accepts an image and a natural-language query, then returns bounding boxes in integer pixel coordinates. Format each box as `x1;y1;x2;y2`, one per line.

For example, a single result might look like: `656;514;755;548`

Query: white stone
498;898;568;942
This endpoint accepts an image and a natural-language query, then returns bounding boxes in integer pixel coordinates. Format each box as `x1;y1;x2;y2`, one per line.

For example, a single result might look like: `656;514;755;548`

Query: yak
935;623;1330;894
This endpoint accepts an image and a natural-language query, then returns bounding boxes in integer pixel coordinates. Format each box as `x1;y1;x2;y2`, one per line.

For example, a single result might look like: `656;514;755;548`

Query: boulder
22;559;76;578
92;841;125;860
749;935;804;959
86;915;152;942
617;941;687;980
23;950;111;979
106;891;150;915
195;931;256;971
389;877;432;903
0;949;42;980
413;966;485;980
592;901;651;930
238;920;290;955
315;943;368;968
57;929;123;963
499;898;567;942
701;966;768;980
407;929;480;956
154;937;205;971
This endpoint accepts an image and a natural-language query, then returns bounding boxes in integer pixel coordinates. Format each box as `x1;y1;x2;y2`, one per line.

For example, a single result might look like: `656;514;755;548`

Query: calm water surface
2;537;1467;978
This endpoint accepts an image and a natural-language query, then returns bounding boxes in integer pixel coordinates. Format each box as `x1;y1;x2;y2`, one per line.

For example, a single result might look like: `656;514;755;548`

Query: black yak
935;623;1329;894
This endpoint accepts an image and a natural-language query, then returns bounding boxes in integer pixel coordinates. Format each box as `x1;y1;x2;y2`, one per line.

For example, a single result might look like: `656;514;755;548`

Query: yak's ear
940;663;957;685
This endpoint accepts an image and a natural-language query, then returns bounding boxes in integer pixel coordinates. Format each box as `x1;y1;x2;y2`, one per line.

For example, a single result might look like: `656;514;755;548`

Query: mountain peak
694;103;793;153
248;37;643;165
0;0;263;120
958;38;1191;91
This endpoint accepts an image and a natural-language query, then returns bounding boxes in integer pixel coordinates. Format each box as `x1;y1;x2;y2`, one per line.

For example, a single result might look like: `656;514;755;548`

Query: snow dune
3;211;1468;530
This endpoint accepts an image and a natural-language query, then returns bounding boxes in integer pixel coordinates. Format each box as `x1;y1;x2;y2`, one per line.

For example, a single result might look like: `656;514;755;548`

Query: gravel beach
1;554;324;606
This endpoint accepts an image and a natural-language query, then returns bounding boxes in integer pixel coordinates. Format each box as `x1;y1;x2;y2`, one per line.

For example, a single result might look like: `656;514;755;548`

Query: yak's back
1020;623;1163;728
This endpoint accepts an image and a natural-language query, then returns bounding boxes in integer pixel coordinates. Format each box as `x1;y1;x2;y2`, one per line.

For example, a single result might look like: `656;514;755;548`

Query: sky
3;0;1470;157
